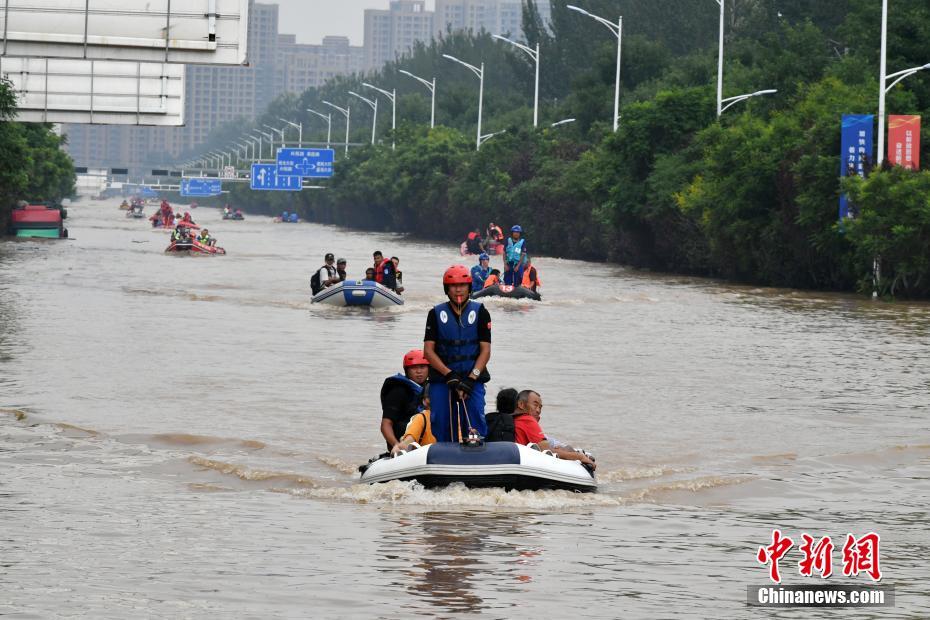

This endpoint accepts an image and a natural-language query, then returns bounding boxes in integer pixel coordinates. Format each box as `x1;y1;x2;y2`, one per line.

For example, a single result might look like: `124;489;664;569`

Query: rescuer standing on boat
424;265;491;443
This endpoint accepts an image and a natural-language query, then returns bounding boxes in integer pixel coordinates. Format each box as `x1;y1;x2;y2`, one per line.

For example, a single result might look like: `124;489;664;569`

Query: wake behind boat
359;442;597;492
312;279;403;307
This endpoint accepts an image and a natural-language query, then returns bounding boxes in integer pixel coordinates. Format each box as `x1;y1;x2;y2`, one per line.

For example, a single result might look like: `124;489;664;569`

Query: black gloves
444;371;463;391
458;377;477;397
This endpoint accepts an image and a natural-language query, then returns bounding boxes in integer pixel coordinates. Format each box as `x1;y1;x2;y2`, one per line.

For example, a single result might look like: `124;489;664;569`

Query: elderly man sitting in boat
512;390;596;470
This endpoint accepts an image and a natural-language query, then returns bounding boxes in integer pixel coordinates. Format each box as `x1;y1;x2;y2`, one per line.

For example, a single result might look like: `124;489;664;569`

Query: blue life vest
380;373;424;402
380;373;424;443
433;301;482;374
470;265;490;291
505;238;525;265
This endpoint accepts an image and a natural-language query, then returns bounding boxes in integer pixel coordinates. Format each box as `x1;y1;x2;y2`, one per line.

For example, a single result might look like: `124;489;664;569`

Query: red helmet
403;349;429;368
443;264;472;286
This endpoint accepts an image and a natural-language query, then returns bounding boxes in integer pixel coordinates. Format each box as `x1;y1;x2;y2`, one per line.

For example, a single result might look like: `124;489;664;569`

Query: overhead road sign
181;178;223;197
1;56;185;125
0;0;250;66
275;148;335;178
250;164;301;191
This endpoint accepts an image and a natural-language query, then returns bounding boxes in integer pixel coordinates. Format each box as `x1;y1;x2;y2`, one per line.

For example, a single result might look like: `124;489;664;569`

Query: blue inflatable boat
311;280;404;308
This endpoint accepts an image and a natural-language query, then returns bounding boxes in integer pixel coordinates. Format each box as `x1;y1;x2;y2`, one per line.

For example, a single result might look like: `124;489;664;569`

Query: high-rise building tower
363;1;434;71
434;0;551;40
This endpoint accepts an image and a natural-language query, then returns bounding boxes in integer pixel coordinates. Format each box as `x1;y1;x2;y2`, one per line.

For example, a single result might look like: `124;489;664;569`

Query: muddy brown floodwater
1;199;928;617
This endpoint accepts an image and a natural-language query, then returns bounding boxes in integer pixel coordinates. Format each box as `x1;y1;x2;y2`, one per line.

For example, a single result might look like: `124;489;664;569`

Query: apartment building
277;35;366;94
434;0;551;40
363;0;434;70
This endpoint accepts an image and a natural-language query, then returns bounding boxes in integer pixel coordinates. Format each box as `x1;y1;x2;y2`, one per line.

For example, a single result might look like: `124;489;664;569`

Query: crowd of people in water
377;264;593;469
311;250;404;295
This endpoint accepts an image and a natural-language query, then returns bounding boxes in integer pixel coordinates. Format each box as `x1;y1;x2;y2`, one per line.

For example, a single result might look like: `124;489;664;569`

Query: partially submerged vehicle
11;204;68;238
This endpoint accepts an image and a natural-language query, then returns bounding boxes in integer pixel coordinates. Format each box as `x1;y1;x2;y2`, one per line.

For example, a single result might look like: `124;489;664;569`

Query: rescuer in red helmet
423;265;492;443
380;349;430;451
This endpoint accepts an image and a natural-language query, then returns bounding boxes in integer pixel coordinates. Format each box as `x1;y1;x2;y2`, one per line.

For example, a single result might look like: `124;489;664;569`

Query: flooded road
2;199;929;617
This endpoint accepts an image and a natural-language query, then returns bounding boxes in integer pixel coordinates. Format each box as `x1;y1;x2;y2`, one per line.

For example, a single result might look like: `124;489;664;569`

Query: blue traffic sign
250;164;302;191
276;147;335;178
180;178;223;197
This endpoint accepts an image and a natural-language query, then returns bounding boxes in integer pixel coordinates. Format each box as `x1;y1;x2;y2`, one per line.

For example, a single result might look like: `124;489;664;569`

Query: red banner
888;115;920;169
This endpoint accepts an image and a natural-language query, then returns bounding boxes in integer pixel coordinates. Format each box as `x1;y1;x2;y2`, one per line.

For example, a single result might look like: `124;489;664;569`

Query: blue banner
839;114;874;220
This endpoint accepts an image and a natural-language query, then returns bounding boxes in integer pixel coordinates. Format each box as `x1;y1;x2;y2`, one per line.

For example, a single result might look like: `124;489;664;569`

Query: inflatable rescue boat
312;280;404;307
164;239;226;255
359;442;596;492
471;284;541;301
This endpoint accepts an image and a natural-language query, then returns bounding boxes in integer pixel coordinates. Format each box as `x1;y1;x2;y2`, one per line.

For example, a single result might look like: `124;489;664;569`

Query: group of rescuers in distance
376;261;594;470
311;225;541;297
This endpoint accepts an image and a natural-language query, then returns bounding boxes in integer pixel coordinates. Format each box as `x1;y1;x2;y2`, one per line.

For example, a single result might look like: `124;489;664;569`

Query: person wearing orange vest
373;250;398;291
521;261;541;292
483;269;501;289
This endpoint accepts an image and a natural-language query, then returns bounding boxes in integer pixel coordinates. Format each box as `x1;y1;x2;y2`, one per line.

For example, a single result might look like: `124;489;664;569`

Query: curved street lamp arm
349;91;377;110
566;5;620;37
322;100;350;118
399;70;434;92
443;54;482;78
493;34;537;59
307;109;330;122
884;64;930;92
363;83;395;101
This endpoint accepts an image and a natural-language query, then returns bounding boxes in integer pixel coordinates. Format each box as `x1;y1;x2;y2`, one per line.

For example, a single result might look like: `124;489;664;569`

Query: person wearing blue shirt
470;253;491;292
503;225;529;285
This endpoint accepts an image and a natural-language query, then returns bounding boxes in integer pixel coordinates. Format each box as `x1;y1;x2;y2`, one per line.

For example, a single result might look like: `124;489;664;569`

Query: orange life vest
522;267;541;290
484;273;500;288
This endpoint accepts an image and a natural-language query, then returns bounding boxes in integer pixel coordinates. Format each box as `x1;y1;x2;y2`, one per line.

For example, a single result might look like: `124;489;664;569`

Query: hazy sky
275;0;436;46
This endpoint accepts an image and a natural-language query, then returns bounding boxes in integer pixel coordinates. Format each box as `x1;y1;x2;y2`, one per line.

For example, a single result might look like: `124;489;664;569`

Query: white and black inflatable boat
470;284;541;301
312;280;404;307
359;442;596;492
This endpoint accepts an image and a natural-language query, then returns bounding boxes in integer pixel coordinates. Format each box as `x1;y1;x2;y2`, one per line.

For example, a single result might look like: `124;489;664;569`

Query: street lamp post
349;91;378;145
551;118;576;127
716;0;724;117
399;70;436;129
253;129;273;160
279;118;303;147
878;62;930;163
307;109;333;149
493;35;540;128
236;142;250;166
237;140;255;161
443;54;485;150
719;89;777;114
264;124;286;153
322;100;351;156
246;137;260;162
363;83;396;150
566;5;621;131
